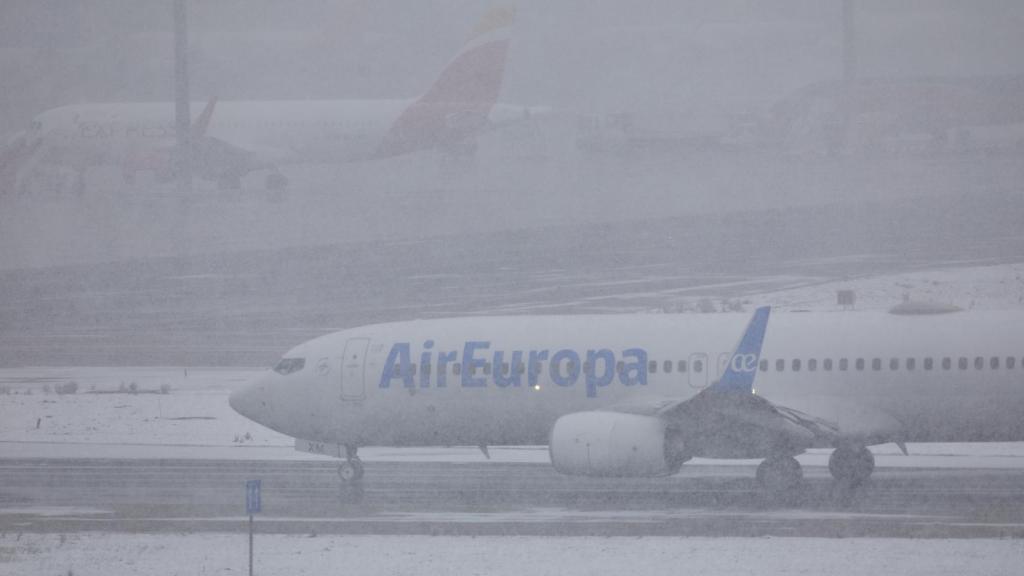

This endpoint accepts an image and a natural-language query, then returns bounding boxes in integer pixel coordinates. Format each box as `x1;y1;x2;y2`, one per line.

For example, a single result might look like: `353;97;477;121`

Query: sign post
246;479;261;576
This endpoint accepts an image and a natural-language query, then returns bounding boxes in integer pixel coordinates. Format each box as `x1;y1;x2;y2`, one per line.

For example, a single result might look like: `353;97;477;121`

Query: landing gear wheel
337;458;364;483
756;455;803;492
829;445;875;486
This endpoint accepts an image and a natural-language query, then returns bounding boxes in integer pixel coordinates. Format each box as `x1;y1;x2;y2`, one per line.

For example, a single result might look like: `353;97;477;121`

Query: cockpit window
273;357;305;375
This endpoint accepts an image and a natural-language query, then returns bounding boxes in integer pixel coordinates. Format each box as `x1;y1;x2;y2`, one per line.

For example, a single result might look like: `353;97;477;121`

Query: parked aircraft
3;6;536;194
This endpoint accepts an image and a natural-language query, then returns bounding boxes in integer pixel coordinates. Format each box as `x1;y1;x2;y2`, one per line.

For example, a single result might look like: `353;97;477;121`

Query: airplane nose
229;379;267;423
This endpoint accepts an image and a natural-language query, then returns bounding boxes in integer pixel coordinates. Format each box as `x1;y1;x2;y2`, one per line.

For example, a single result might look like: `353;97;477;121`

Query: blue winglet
709;306;771;394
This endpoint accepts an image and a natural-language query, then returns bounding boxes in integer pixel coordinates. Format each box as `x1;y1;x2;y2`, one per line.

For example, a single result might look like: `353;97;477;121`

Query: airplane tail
708;306;771;395
377;6;515;158
419;5;514;107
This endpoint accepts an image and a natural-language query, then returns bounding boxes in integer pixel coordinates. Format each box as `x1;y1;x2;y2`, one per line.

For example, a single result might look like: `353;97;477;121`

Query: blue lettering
462;341;490;387
493;350;523;388
619;348;648;386
419;340;434;388
379;343;413;388
436;350;456;388
381;340;650;396
550;349;581;387
585;349;615;398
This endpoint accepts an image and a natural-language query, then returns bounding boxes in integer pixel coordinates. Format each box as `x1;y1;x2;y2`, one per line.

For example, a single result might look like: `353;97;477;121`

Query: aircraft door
688;353;708;389
340;338;370;401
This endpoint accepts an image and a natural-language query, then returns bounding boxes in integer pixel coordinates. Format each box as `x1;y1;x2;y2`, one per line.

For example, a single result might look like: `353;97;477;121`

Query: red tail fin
378;6;515;158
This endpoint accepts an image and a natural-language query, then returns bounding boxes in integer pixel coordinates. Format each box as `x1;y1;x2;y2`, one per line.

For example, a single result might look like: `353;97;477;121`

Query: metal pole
173;0;192;192
249;514;254;576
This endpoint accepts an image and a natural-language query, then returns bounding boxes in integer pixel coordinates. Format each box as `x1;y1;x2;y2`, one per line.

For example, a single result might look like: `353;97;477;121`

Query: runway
3;458;1024;538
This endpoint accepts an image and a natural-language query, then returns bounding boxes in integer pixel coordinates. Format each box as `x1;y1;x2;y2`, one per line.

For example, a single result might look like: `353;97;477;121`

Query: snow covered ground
3;533;1022;576
747;261;1024;313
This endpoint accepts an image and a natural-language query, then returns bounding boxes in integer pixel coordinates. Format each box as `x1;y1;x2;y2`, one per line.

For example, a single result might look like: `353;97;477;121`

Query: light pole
173;0;192;193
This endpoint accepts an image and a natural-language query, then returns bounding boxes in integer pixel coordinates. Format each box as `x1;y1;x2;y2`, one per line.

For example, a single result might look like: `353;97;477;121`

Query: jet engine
549;412;684;477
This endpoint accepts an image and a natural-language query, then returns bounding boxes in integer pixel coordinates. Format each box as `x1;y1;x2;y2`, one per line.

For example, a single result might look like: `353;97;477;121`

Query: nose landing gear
337;445;364;483
337;445;365;503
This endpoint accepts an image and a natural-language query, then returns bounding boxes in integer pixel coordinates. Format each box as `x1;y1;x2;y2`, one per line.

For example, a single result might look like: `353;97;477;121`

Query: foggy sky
3;1;1024;134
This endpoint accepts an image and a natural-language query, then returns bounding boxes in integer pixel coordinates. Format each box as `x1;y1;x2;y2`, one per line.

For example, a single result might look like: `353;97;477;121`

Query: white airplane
3;6;537;194
229;306;1024;491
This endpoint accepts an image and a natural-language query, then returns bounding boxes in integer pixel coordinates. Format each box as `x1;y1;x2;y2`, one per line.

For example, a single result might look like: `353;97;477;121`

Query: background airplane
2;6;540;195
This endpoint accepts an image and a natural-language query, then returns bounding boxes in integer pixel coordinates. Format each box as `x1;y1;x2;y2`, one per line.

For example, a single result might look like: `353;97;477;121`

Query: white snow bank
3;533;1022;576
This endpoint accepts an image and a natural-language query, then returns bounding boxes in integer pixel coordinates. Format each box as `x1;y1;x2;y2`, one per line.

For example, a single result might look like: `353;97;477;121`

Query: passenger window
649;360;658;373
776;359;785;372
824;358;833;371
502;362;510;375
616;361;624;374
990;357;999;370
959;357;968;370
1009;357;1017;370
421;363;431;375
792;359;801;372
872;358;881;371
856;358;865;371
483;362;491;375
694;360;704;373
392;364;401;377
759;359;768;372
808;359;817;372
840;358;849;371
677;360;687;373
974;357;984;370
453;363;461;376
889;358;899;371
409;363;417;376
664;360;672;373
515;362;525;375
942;357;951;370
583;361;591;373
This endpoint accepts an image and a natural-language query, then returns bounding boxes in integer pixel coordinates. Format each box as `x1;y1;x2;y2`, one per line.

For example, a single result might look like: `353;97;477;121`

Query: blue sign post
246;479;262;514
245;480;261;576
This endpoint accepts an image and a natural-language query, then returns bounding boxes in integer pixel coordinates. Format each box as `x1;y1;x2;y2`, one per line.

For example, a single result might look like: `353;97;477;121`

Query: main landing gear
757;445;876;491
756;454;803;493
828;444;875;486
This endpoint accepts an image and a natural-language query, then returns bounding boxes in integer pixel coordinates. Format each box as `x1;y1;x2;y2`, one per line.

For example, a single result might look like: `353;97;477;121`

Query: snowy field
3;533;1022;576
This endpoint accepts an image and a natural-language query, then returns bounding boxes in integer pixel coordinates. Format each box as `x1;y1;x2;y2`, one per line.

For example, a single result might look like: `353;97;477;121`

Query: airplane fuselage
231;311;1024;451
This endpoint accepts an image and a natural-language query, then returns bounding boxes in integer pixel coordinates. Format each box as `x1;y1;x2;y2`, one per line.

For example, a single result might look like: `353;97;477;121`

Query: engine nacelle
549;411;674;477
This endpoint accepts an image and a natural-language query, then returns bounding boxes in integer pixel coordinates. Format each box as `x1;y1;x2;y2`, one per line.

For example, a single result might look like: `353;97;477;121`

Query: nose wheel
337;458;364;482
337;445;364;483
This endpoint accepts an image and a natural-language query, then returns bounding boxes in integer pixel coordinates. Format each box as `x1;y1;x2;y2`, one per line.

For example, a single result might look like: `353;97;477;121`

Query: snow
2;533;1022;576
749;262;1024;313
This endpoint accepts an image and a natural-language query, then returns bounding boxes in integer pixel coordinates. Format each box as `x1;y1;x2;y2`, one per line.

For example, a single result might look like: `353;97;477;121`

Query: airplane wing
607;307;882;460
